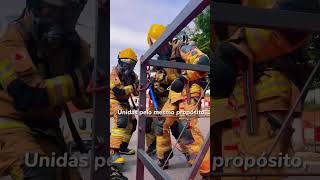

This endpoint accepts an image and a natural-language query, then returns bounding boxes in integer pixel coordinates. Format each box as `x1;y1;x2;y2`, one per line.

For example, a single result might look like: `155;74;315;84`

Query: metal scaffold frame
136;0;210;180
211;1;320;177
91;1;109;179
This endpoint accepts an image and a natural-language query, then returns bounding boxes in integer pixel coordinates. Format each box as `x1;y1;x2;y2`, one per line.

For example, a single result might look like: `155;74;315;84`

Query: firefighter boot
201;175;210;180
158;151;173;169
146;139;156;156
111;149;125;165
119;142;135;155
110;165;128;180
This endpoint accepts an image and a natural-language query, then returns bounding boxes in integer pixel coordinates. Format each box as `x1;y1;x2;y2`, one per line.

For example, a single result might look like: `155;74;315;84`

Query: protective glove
70;61;94;96
71;60;107;96
170;75;187;93
133;79;139;92
112;86;126;97
211;42;246;98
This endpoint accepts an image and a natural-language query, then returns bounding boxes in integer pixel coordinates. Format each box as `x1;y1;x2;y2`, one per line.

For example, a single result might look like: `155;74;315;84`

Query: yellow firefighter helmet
118;48;138;62
147;24;166;46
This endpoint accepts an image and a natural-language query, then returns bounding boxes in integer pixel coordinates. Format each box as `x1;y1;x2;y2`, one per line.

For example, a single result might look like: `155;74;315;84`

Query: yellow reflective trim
2;67;15;77
156;137;171;144
58;75;74;101
0;123;27;129
111;128;128;134
59;76;69;100
52;78;63;105
110;81;116;89
111;133;124;137
112;128;127;132
1;68;15;84
123;85;133;95
233;72;291;104
111;128;131;140
0;118;28;129
46;75;75;106
0;58;11;70
110;99;120;104
45;79;58;106
10;166;24;180
122;134;131;143
0;58;15;85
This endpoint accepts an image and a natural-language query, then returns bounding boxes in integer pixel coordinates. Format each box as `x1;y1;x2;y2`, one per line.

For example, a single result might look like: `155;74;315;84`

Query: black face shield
27;0;87;45
117;58;137;77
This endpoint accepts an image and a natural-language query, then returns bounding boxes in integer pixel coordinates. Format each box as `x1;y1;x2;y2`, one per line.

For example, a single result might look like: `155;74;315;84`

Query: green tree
191;7;211;56
308;34;320;88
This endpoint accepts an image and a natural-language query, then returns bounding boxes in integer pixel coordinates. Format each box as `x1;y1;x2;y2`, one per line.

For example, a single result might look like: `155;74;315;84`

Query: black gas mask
117;58;137;78
27;0;87;46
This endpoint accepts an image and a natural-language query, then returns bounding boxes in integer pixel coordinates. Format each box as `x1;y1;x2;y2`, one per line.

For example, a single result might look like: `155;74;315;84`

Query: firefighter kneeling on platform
110;48;139;165
147;24;210;177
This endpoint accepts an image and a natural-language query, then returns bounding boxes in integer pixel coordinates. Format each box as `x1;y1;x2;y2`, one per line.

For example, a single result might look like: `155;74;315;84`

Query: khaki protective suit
156;41;210;175
146;67;183;149
212;70;300;180
110;68;138;150
211;1;311;178
229;0;311;63
0;20;91;180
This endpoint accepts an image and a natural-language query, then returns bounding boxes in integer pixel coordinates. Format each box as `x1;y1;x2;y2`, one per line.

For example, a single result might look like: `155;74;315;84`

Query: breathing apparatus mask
117;58;137;78
26;0;87;46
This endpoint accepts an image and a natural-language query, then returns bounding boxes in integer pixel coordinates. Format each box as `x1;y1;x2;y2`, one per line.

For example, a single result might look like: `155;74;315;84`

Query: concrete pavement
120;117;210;180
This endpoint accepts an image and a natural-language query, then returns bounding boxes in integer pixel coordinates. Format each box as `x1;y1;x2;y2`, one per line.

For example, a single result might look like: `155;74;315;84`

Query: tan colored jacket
0;21;91;122
212;70;301;126
168;40;208;103
110;67;138;104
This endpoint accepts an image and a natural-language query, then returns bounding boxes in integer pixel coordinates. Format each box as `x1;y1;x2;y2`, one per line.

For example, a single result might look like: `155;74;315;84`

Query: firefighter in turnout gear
110;48;139;165
147;24;211;176
0;1;128;179
212;0;318;98
211;0;319;179
146;24;190;157
0;0;90;179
